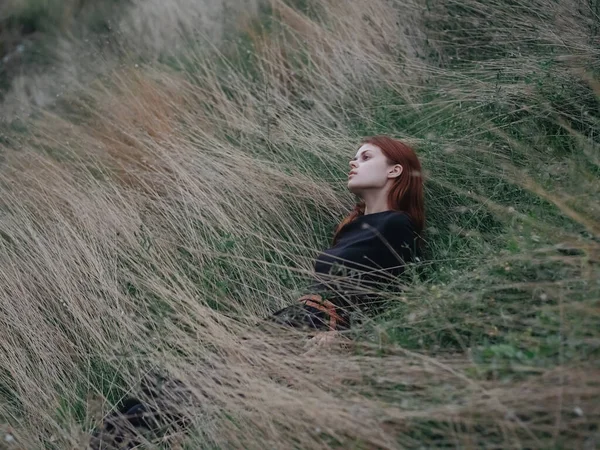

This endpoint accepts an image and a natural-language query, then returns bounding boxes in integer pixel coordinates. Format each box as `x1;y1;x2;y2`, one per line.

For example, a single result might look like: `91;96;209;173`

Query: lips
348;171;357;177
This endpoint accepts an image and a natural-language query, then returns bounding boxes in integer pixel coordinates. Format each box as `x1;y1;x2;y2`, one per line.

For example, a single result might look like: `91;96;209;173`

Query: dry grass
0;0;599;448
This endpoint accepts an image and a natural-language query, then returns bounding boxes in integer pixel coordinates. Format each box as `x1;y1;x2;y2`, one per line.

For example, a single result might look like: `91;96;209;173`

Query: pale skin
304;143;403;353
348;143;403;214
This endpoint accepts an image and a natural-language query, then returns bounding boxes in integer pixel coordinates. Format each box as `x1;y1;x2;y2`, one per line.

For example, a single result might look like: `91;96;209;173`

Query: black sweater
309;210;418;309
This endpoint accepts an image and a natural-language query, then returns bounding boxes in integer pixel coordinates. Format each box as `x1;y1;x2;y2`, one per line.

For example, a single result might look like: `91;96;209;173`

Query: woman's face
347;143;402;194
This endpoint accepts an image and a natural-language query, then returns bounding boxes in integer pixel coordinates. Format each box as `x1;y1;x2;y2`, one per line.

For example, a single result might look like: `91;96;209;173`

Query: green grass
0;0;129;104
1;0;124;33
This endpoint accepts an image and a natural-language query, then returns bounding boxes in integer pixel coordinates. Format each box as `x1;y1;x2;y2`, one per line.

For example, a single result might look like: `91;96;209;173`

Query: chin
347;182;361;195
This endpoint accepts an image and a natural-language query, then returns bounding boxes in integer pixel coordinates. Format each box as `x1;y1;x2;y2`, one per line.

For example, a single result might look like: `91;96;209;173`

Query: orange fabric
296;294;343;330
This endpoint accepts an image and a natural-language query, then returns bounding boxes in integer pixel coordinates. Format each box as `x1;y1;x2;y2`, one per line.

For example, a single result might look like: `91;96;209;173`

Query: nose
349;160;358;169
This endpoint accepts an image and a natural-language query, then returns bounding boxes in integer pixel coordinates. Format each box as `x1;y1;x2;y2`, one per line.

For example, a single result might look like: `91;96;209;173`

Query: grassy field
0;0;599;448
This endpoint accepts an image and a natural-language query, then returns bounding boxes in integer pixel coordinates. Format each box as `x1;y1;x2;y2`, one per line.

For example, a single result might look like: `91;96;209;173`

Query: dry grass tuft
0;0;599;449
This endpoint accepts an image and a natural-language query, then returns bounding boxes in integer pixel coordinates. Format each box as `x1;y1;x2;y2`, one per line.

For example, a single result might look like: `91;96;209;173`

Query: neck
361;190;390;215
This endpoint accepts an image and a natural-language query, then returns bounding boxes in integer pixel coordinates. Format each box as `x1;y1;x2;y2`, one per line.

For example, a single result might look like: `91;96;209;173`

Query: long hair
332;136;425;246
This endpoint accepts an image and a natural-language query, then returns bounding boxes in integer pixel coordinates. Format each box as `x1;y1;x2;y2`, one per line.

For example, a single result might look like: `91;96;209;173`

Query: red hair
332;136;425;245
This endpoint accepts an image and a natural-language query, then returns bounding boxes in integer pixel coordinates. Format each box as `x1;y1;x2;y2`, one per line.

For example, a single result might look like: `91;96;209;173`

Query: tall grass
0;0;599;448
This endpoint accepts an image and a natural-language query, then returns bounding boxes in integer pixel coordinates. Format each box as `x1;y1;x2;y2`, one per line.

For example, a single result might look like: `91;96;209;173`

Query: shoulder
381;212;418;257
379;212;415;248
382;211;414;231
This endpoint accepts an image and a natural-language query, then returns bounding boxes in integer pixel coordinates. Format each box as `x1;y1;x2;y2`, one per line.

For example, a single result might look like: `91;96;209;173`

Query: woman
272;135;424;334
90;135;424;449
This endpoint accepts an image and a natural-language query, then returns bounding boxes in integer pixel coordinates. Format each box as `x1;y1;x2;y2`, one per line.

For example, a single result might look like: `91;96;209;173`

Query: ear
388;164;403;179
